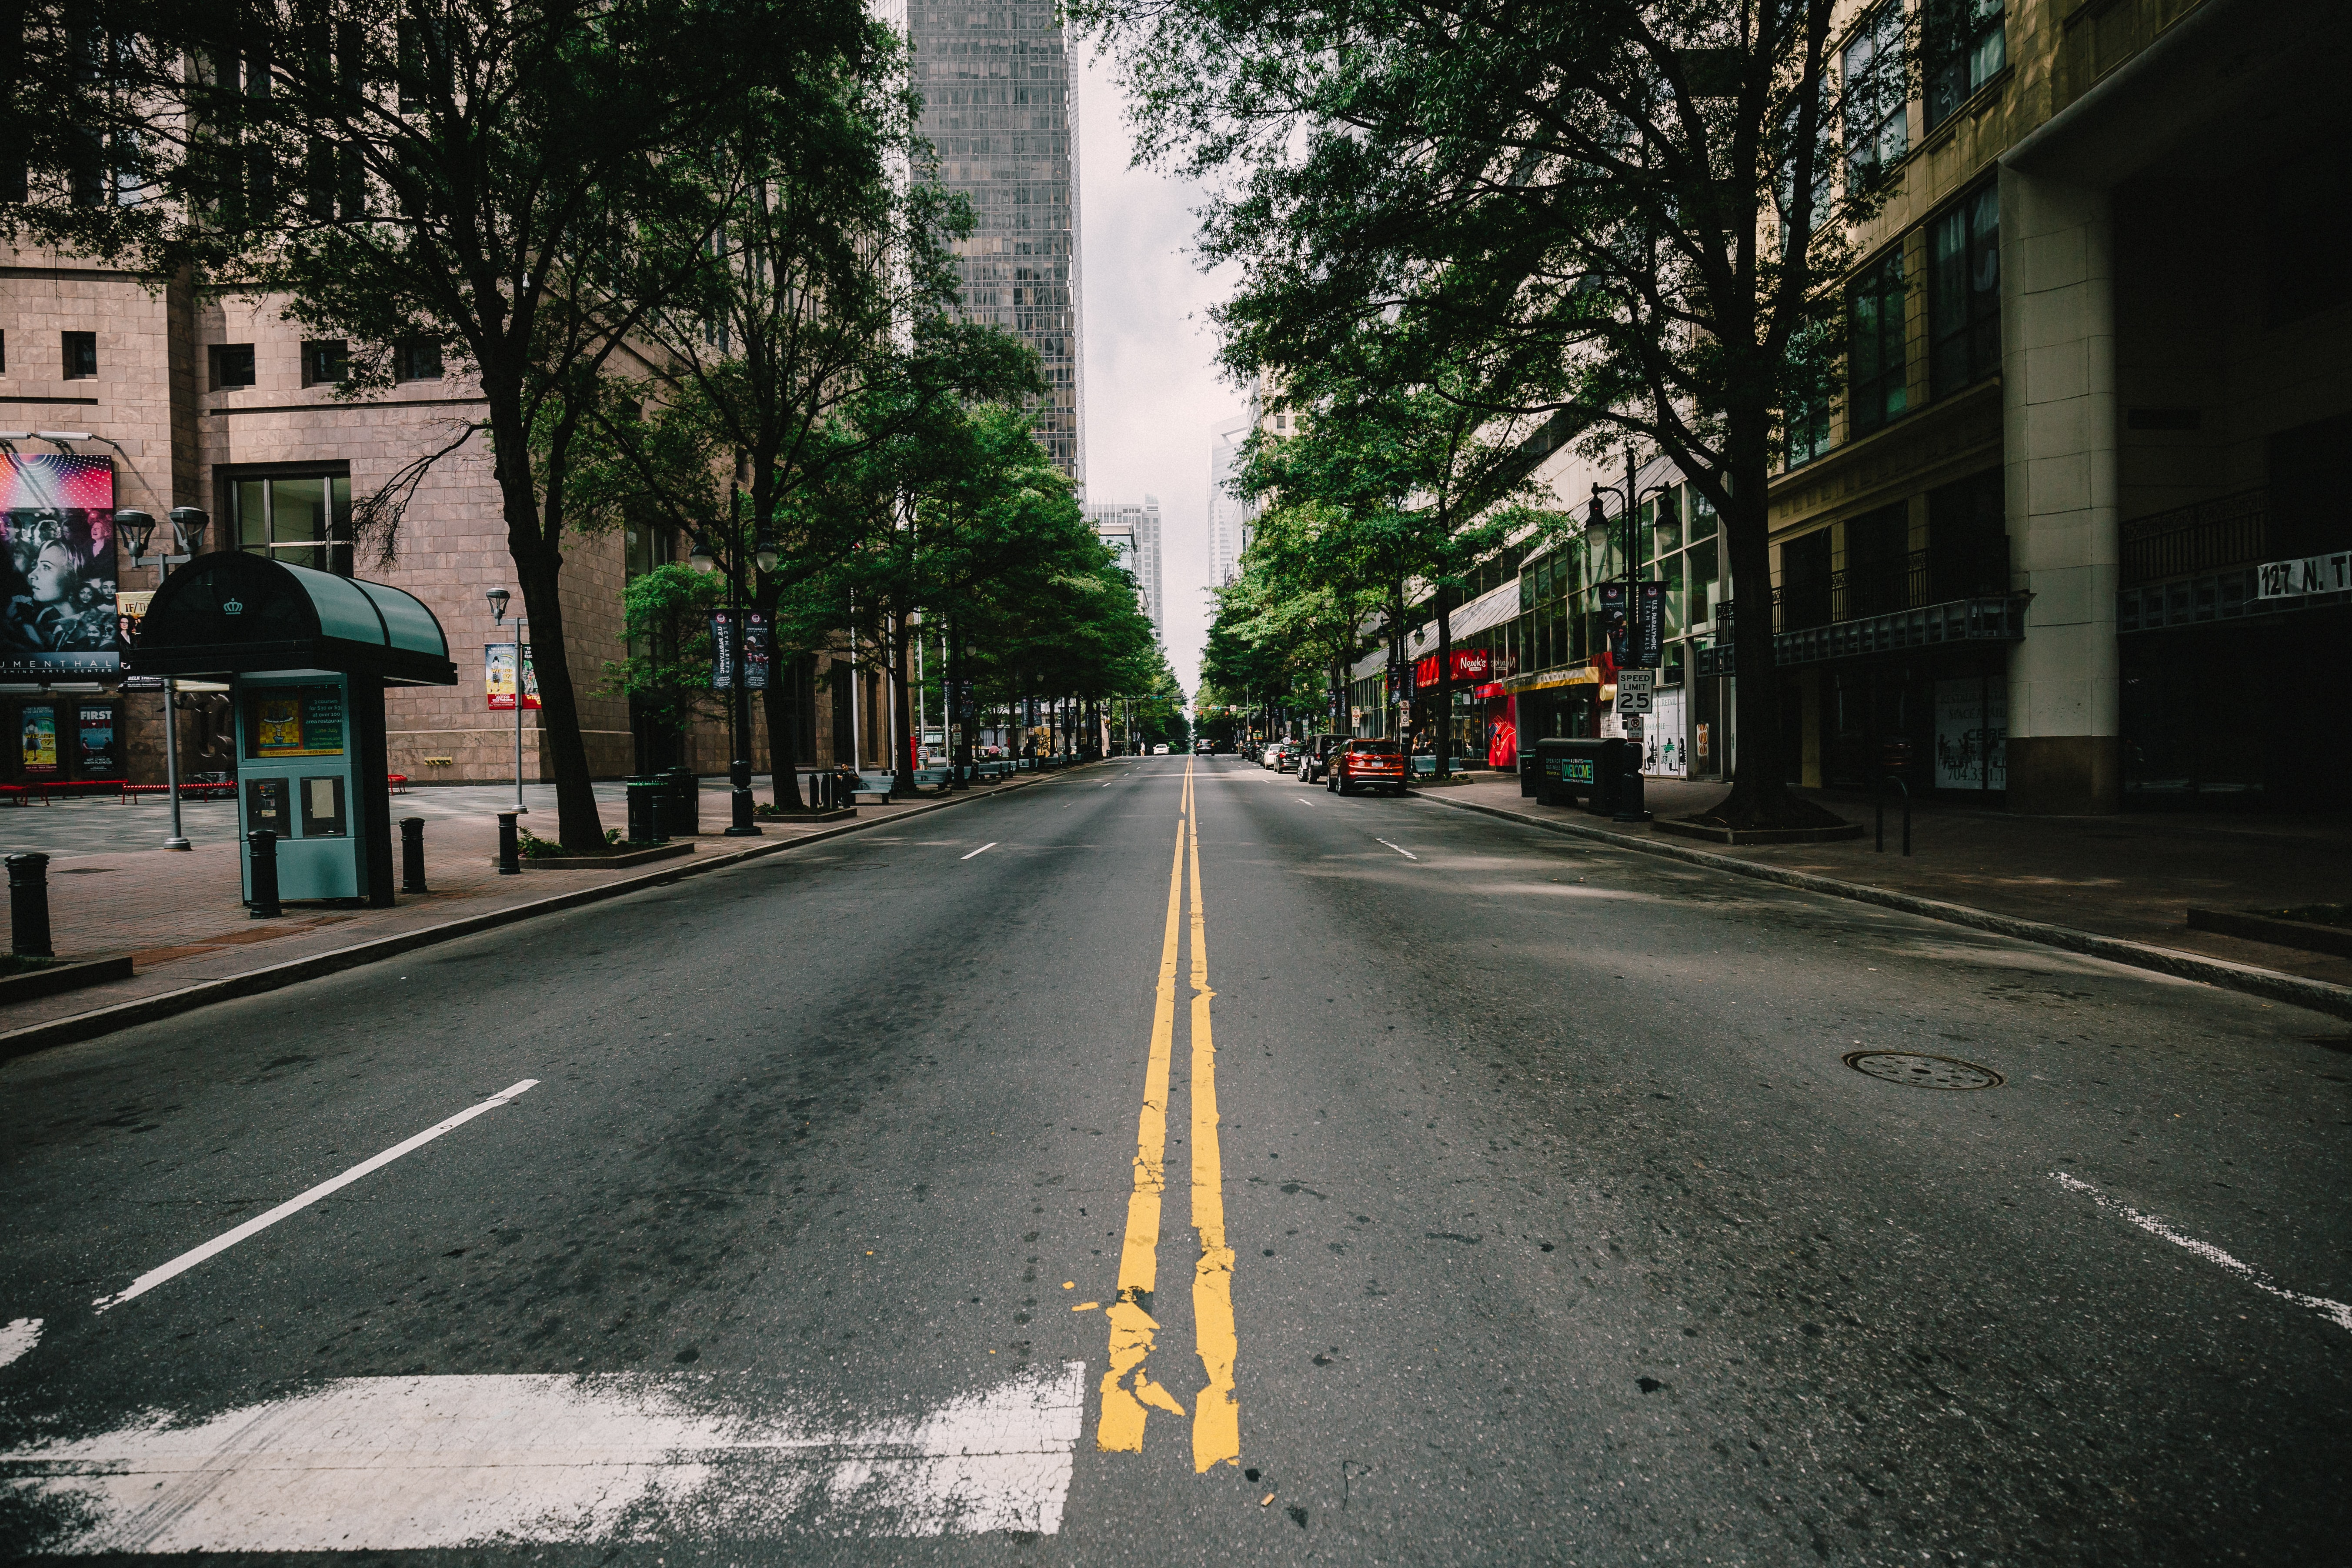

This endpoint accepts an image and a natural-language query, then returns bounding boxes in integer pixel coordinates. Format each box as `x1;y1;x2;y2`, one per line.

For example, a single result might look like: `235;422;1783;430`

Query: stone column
1999;165;2120;813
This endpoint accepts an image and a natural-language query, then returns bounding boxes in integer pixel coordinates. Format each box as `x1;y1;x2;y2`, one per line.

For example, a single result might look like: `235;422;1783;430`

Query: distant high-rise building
907;0;1084;484
1208;413;1254;586
1085;497;1163;643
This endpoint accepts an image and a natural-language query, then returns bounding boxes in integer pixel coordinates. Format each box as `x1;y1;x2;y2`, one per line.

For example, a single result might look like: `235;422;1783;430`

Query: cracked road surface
3;755;2347;1563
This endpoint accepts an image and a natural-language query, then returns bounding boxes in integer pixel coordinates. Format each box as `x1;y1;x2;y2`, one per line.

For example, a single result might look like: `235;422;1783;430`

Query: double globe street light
688;478;778;837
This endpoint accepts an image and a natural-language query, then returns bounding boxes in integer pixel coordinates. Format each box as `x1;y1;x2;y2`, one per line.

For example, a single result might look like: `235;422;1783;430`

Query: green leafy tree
7;0;882;848
1081;0;1858;827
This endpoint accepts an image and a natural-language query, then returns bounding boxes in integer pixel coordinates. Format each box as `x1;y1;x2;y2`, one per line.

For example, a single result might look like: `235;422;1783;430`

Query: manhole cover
1843;1050;2002;1090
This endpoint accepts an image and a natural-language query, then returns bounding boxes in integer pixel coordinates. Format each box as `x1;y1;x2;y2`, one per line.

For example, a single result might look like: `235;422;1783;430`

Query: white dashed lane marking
2055;1172;2352;1334
92;1080;540;1313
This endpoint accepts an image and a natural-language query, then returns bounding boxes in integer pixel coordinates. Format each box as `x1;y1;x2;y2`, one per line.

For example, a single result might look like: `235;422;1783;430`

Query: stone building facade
1762;0;2351;811
0;247;890;793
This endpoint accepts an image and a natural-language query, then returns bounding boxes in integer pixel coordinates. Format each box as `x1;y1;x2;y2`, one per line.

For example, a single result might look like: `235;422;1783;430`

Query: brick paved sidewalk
2;772;1057;1037
1419;770;2352;988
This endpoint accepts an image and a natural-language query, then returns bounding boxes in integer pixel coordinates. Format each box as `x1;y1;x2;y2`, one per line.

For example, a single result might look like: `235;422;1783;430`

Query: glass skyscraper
907;0;1084;484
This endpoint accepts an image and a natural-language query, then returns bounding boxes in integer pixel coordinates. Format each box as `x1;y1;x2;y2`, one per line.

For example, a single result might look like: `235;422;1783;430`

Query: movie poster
0;455;118;677
20;704;58;772
77;704;117;776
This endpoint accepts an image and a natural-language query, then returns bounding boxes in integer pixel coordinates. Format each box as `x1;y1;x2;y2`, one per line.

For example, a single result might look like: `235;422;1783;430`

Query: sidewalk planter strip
1656;819;1867;846
0;954;133;1006
1415;792;2352;1023
520;842;697;871
2186;908;2352;961
0;766;1083;1063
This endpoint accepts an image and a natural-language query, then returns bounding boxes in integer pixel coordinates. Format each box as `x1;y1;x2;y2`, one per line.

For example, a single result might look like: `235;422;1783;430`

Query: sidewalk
2;772;1060;1046
1418;771;2352;991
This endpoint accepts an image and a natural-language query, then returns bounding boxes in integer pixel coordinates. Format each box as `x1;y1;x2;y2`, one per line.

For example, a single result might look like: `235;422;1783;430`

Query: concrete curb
1410;790;2352;1022
0;767;1084;1065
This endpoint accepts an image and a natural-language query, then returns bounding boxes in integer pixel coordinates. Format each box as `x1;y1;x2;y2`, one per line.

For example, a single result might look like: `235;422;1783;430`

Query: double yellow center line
1098;758;1241;1471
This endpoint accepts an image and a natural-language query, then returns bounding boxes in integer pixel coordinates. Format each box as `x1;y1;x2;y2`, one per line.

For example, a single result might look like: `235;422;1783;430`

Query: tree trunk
760;656;804;811
510;544;606;850
1708;424;1839;831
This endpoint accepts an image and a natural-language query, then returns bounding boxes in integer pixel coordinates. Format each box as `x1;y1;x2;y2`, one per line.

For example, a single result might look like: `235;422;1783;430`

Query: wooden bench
851;772;895;803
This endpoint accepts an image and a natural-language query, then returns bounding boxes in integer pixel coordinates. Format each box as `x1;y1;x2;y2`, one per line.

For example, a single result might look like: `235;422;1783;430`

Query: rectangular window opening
302;339;349;387
1846;249;1908;437
1842;1;1908;190
1925;0;2006;130
62;331;97;379
1928;183;2000;399
210;343;257;390
393;338;444;382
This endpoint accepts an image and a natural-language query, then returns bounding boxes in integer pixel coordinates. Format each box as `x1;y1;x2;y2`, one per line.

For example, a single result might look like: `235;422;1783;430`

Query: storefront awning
127;552;457;685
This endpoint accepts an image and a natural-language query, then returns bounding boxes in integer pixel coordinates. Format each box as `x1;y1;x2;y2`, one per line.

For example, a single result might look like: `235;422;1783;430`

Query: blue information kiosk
129;553;458;908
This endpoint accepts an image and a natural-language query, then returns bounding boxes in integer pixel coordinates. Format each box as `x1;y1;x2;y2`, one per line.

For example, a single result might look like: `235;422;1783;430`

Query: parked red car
1328;738;1407;796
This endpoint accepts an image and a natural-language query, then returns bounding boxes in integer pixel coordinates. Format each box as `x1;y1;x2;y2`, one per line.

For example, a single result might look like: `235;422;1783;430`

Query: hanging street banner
1598;581;1666;669
711;611;737;691
744;611;771;693
1;453;119;677
486;642;540;711
1635;581;1666;668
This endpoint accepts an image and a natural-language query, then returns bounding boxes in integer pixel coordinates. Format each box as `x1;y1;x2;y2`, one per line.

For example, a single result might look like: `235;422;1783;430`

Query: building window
227;470;354;572
1926;468;2008;600
393;338;444;382
0;330;7;374
1785;394;1832;469
1924;0;2005;129
62;331;97;379
1842;1;1908;191
1928;183;1999;399
1780;529;1834;631
1846;248;1908;437
302;339;349;387
209;344;257;390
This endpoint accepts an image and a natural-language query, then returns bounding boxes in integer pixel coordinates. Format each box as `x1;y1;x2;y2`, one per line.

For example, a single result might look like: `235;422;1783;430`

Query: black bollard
497;811;521;875
400;816;428;894
247;830;282;918
1612;765;1651;824
7;851;54;957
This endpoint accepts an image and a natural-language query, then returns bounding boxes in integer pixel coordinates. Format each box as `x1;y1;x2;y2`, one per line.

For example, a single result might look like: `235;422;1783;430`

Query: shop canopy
128;551;457;685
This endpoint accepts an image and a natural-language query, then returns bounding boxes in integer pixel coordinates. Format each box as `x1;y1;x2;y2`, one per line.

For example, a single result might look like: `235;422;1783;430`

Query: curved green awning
128;551;459;685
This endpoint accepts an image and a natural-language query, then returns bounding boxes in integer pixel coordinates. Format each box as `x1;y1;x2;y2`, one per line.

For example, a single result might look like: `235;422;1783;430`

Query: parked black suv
1296;733;1347;784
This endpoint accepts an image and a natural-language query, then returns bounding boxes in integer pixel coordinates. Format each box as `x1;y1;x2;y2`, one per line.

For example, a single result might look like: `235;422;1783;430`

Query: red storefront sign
1414;647;1495;687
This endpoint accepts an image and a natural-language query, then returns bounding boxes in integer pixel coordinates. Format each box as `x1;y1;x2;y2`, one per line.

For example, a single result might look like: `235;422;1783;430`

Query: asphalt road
3;755;2347;1565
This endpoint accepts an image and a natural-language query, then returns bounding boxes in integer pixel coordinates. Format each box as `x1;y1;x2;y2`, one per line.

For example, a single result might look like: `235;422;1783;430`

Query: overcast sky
1074;46;1238;704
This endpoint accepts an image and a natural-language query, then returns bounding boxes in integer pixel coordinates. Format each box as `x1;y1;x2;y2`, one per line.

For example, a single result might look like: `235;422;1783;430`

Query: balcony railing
2119;489;2267;587
1773;539;2010;633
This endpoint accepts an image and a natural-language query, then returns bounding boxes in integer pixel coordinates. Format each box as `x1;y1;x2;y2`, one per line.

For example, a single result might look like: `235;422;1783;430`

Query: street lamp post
120;506;210;851
1589;447;1676;813
691;480;776;837
484;587;529;815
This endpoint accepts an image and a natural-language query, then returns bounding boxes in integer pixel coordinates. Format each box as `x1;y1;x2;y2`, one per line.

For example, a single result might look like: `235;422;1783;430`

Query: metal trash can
625;777;669;844
661;767;698;837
